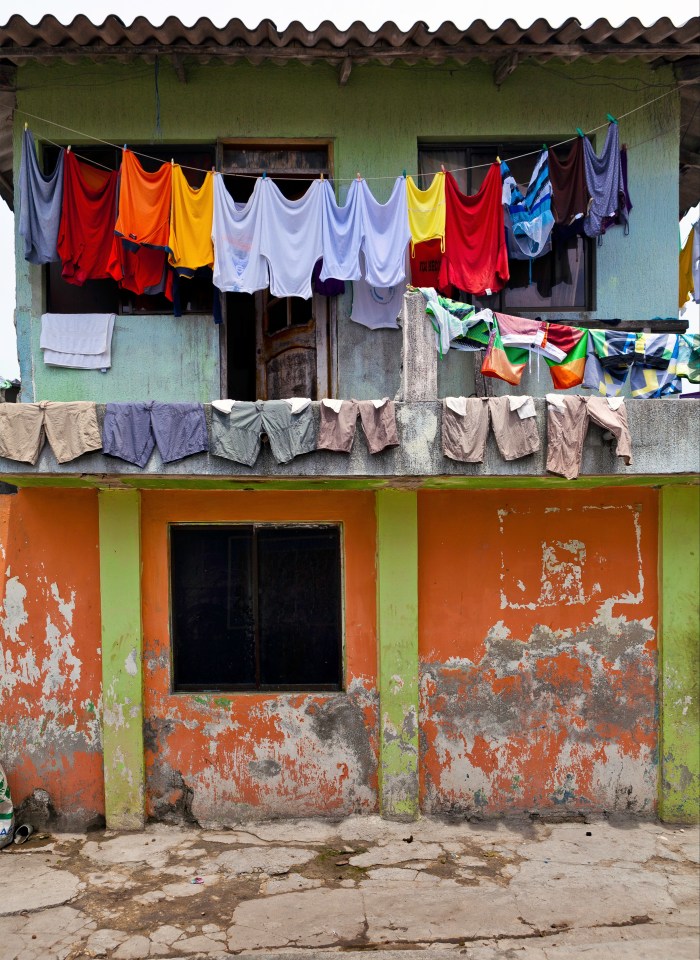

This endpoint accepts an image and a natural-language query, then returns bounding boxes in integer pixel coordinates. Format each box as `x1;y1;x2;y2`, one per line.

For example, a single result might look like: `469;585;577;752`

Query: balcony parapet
0;399;697;488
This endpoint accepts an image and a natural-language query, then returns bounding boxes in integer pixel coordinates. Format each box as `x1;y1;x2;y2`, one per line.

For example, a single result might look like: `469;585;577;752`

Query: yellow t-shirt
168;166;214;276
679;230;694;308
406;171;446;250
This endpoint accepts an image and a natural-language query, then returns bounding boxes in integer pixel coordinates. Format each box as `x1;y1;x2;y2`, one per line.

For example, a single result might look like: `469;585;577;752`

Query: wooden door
255;292;331;400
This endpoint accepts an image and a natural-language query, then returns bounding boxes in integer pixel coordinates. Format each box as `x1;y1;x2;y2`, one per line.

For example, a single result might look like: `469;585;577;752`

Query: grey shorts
317;399;399;455
210;399;316;466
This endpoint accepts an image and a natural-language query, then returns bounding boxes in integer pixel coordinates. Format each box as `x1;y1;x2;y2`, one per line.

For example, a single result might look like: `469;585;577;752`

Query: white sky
1;0;697;378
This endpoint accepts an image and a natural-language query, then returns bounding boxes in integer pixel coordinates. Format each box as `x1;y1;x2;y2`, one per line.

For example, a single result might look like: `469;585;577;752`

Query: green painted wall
98;489;146;829
376;489;420;819
659;486;700;823
14;57;679;401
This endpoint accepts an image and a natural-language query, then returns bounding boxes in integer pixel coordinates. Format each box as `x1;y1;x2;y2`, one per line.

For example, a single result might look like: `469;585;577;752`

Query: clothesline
16;84;681;183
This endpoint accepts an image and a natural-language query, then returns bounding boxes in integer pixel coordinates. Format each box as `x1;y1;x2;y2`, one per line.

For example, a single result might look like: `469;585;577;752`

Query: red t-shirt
438;166;509;296
57;151;118;285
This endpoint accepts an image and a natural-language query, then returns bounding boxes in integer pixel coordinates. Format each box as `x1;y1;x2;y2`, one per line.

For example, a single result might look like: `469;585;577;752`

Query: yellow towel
168;166;214;276
406;171;446;250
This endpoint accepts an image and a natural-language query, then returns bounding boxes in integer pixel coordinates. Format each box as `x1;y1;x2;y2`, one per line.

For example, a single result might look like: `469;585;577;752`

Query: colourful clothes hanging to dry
406;172;446;249
57;151;118;285
168;167;214;277
438;166;509;296
113;149;172;250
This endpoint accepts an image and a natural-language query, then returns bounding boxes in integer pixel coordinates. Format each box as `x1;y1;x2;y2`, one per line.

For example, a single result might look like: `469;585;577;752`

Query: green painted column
376;489;420;820
659;485;700;823
98;489;145;830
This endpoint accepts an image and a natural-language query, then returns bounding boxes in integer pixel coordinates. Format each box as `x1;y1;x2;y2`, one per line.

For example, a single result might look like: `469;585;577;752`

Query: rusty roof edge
0;14;698;53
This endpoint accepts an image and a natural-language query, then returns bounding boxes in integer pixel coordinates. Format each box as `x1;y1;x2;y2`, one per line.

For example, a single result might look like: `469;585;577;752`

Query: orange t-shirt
114;149;172;250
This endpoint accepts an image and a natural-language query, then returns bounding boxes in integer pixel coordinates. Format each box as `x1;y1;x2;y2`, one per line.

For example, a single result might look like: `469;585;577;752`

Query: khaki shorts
442;396;539;463
317;399;399;455
0;401;102;465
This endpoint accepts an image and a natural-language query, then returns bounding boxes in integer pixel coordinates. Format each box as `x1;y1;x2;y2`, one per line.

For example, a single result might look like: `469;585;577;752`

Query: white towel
40;313;115;369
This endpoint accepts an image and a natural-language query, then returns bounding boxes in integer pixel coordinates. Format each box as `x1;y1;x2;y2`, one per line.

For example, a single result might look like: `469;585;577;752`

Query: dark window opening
170;524;343;692
418;140;594;312
43;143;216;315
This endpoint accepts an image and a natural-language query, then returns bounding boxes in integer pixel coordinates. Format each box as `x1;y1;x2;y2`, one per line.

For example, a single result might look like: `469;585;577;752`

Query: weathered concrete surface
419;488;660;817
0;399;698;484
0;817;697;959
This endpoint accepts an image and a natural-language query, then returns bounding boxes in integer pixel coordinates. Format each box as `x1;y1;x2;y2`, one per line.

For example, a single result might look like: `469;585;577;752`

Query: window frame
167;520;346;695
417;138;596;313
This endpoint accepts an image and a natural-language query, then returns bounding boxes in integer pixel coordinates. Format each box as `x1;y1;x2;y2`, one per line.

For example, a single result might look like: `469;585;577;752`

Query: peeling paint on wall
0;490;104;829
418;489;659;816
141;491;379;824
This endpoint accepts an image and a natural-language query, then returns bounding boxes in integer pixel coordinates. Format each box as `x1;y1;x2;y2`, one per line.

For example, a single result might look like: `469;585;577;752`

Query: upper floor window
418;141;594;313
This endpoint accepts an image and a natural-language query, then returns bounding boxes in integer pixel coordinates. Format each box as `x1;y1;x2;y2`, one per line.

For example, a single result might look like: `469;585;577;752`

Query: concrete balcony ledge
0;399;698;488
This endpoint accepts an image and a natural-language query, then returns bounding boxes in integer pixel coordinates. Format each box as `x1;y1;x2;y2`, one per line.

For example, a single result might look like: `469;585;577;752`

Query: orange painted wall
418;488;659;815
0;489;104;828
141;490;378;823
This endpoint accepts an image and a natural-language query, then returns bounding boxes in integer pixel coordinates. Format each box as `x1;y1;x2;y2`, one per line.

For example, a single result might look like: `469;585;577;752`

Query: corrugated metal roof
0;14;697;64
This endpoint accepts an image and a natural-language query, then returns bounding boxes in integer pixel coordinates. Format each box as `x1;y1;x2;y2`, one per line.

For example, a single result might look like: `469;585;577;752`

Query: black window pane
257;527;342;688
171;526;255;689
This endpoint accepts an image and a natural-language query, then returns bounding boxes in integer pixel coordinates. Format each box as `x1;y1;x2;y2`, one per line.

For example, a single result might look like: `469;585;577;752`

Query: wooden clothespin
496;155;501;164
171;158;174;167
440;163;446;173
356;171;361;181
24;122;28;131
320;172;324;180
67;145;71;152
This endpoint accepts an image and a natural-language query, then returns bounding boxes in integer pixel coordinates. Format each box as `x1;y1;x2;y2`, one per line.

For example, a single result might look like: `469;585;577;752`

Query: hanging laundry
583;123;626;238
113;149;172;250
677;333;700;384
442;395;539;463
548;138;589;228
19;129;64;265
406;171;446;249
601;145;632;234
420;288;485;357
320;178;363;282
679;229;695;308
351;269;404;330
629;334;682;398
545;326;589;389
494;313;566;362
438;166;509;296
168;167;214;277
0;401;101;465
40;313;115;370
501;151;554;260
481;325;528;386
211;175;268;293
583;329;635;395
546;394;631;480
210;399;316;466
358;177;411;288
317;398;399;455
259;178;324;299
312;260;345;296
409;238;443;288
57;151;118;285
103;402;208;468
109;243;173;300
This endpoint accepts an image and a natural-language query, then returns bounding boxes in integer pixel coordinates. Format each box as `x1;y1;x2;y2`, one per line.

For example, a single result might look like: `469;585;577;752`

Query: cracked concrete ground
0;816;697;959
